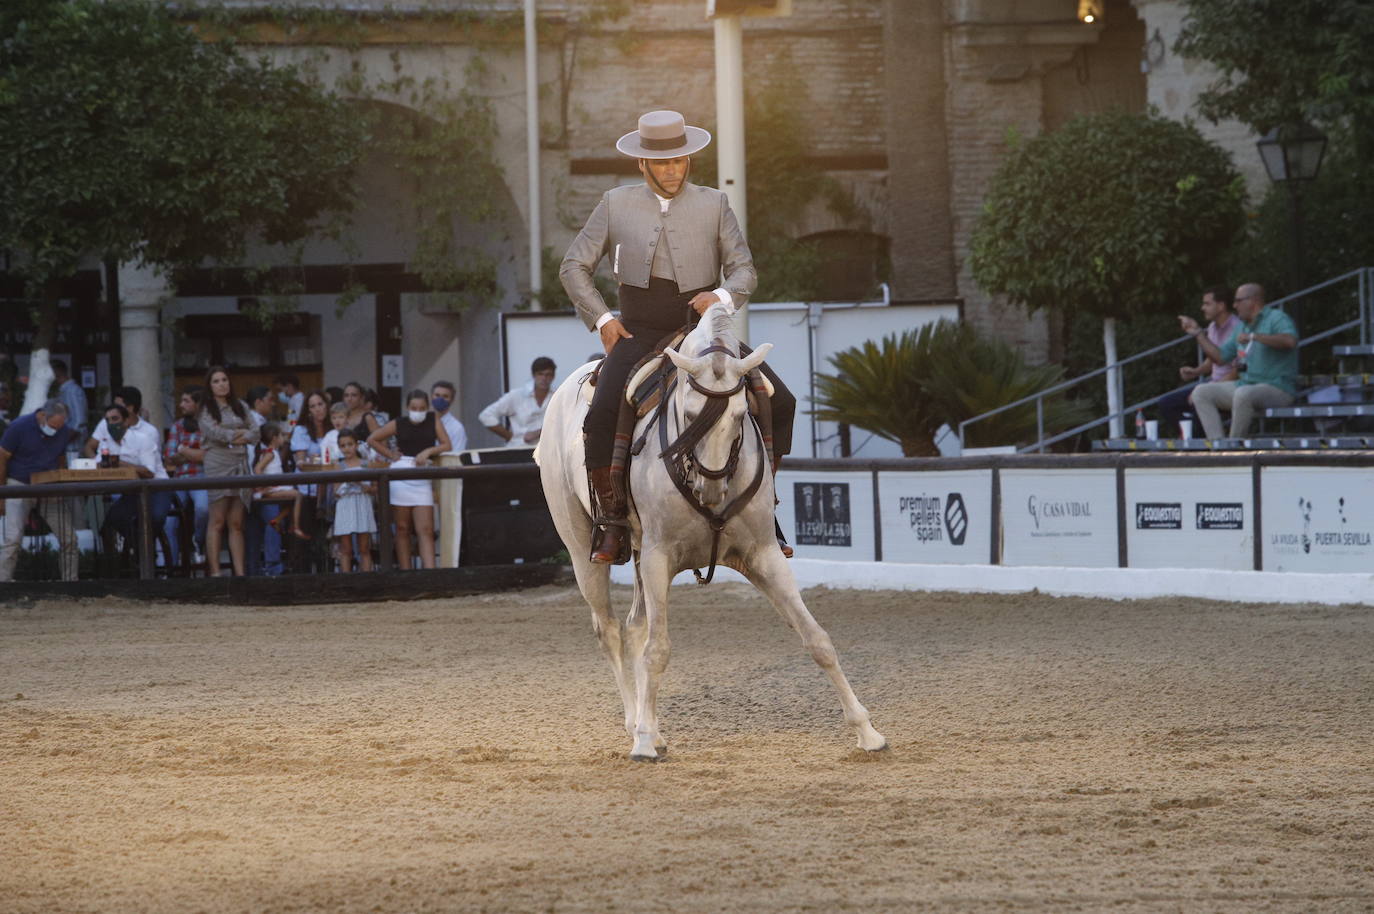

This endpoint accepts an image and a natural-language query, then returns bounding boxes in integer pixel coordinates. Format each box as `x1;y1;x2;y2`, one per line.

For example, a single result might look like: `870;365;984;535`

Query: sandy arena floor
2;583;1372;913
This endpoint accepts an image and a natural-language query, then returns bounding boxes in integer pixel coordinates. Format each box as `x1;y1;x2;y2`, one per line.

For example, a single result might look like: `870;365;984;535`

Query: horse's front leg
744;549;887;752
571;550;635;736
629;547;673;761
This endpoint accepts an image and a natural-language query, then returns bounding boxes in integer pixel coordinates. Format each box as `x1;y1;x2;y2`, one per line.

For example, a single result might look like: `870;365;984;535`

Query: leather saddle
582;327;774;421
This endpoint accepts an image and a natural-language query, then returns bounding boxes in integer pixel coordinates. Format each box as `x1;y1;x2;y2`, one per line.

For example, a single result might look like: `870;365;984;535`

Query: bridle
656;340;766;584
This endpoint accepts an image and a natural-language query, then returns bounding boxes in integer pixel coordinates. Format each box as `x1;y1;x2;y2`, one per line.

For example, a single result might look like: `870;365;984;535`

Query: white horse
536;301;886;761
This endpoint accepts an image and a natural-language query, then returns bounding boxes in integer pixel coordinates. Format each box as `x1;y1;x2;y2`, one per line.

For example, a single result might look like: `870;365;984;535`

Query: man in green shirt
1182;283;1298;438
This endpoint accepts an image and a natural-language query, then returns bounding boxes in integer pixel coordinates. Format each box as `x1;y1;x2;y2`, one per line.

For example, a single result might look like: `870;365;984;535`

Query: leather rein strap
656;341;766;584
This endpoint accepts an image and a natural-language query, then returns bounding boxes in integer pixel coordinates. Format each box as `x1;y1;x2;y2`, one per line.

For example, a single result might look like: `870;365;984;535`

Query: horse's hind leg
743;555;887;752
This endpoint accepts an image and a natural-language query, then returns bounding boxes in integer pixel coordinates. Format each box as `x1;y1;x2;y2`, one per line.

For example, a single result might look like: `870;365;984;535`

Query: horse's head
664;324;772;508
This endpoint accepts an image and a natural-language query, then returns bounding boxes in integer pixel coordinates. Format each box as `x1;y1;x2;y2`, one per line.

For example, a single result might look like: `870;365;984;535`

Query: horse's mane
689;300;739;354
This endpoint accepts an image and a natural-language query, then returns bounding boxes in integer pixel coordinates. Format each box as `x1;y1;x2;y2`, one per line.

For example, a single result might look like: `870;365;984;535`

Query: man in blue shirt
0;400;79;581
1182;283;1298;438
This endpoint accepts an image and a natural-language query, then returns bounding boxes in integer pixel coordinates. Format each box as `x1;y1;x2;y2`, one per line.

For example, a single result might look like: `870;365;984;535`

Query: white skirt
389;456;433;507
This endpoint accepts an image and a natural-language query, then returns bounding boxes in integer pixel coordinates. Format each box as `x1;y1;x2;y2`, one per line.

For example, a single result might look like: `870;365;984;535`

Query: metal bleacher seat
1093;436;1374;452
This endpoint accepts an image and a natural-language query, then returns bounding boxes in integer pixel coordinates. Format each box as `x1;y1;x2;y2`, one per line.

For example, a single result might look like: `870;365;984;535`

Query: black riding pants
583;321;796;469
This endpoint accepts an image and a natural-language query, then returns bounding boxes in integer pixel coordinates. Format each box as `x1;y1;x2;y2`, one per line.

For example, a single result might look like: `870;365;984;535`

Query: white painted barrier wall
606;459;1374;605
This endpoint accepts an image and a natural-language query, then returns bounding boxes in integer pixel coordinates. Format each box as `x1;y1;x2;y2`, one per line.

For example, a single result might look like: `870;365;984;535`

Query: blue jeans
1156;383;1199;437
246;501;284;576
163;489;208;567
104;491;173;554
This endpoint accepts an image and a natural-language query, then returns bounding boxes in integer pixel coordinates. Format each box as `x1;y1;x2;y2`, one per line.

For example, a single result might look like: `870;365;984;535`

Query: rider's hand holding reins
689;292;720;316
600;317;633;354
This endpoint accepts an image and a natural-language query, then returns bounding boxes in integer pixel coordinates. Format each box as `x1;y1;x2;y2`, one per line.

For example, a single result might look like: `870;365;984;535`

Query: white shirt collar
655;192;671;214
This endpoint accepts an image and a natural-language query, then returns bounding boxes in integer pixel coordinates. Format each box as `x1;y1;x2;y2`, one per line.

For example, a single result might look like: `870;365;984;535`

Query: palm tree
811;320;1090;455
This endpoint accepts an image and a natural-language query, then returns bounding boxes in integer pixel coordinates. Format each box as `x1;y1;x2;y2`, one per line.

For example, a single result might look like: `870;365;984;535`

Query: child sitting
254;422;310;540
331;430;377;572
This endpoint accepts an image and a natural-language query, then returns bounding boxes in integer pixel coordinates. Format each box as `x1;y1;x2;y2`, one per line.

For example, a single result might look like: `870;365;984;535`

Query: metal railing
957;267;1374;453
1;463;540;582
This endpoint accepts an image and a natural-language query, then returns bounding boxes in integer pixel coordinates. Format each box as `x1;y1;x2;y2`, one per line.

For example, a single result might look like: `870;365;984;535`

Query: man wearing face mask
95;402;173;558
0;399;79;581
430;381;468;454
83;386;152;460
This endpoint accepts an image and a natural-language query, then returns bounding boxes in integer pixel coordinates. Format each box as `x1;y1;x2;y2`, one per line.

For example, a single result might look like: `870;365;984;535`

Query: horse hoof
864;741;890;754
630;752;659;763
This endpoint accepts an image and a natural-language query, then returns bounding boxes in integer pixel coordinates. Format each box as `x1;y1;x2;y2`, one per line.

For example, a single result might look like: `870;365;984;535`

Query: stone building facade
120;0;1269;428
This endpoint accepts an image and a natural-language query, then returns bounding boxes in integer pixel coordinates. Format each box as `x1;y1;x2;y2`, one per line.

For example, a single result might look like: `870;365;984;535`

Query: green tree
969;110;1246;436
1176;0;1374;345
1174;0;1374;143
0;0;363;406
811;320;1088;456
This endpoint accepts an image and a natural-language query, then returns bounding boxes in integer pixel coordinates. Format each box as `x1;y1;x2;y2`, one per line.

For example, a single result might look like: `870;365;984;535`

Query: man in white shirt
84;385;158;460
431;380;468;454
94;402;172;556
479;357;555;448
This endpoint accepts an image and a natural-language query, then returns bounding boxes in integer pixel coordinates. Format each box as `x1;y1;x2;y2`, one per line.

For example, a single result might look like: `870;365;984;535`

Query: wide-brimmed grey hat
615;110;711;159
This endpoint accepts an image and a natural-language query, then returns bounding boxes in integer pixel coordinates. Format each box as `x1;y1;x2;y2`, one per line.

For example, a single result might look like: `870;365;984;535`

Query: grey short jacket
559;182;757;331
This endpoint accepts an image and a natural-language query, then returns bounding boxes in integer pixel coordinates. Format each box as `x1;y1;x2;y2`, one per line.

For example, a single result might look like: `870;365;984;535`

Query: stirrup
590;520;631;565
775;517;793;559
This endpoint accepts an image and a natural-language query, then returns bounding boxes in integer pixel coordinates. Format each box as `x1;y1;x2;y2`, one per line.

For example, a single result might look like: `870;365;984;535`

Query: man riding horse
559;110;796;564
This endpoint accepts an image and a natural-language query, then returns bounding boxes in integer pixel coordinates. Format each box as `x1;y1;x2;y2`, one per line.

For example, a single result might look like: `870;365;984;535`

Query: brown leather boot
589;466;629;565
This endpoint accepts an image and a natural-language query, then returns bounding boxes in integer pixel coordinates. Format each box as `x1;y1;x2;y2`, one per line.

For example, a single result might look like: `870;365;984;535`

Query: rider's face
640;157;688;195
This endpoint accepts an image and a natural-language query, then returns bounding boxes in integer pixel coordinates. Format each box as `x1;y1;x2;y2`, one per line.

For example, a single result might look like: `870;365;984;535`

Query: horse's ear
665;347;706;375
737;342;773;374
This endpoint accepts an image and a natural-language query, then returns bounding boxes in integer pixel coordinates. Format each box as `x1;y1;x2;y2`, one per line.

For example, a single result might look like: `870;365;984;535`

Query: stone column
883;0;957;300
118;262;170;430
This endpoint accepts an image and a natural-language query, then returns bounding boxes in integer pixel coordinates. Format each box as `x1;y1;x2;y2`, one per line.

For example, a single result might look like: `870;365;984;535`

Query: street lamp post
1256;123;1327;293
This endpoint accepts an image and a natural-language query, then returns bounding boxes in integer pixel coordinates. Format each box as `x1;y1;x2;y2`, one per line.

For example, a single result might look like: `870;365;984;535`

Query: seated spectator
1160;286;1239;436
253;422;309;543
97;402;172;559
431;380;468;454
163;387;208;567
0;400;78;582
1184;283;1299;438
84;385;154;459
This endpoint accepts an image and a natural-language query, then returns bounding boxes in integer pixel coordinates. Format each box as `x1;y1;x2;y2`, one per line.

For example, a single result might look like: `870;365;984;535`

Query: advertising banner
877;470;991;564
776;470;876;561
1261;467;1374;572
1001;468;1118;567
1125;467;1253;569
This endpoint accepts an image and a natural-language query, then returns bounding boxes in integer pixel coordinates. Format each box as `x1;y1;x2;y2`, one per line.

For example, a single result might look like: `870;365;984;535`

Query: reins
655;340;766;584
